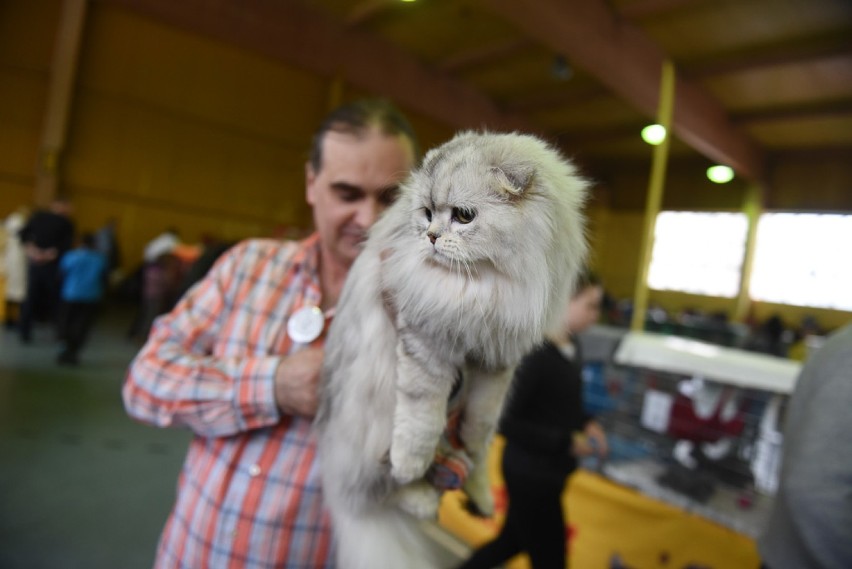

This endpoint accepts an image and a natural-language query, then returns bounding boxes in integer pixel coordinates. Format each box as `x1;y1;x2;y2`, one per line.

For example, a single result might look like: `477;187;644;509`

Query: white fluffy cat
315;131;589;569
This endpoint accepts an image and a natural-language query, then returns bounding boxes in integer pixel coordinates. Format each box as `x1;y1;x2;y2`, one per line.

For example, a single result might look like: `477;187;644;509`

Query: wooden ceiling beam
503;83;608;113
104;0;534;133
687;31;852;78
438;37;530;74
477;0;767;182
557;121;652;146
345;0;394;28
732;99;852;124
618;0;709;20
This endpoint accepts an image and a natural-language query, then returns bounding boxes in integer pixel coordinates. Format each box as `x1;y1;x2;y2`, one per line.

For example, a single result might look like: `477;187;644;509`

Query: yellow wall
769;150;852;210
0;2;454;271
1;1;849;330
0;0;58;215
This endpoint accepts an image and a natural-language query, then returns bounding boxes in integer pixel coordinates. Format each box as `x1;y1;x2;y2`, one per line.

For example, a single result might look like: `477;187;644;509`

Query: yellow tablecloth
438;436;760;568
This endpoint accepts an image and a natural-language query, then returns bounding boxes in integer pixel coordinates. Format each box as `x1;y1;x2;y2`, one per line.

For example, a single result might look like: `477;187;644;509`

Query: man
18;196;75;343
758;322;852;569
123;99;418;568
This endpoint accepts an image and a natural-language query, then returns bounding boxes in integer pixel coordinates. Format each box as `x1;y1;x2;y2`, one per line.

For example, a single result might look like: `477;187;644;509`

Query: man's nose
356;199;381;228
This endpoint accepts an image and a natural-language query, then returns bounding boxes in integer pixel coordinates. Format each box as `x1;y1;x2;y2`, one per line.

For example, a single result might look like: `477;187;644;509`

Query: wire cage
576;325;800;538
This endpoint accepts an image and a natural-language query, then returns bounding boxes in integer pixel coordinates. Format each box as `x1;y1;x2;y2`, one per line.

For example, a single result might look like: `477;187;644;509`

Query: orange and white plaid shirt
123;234;334;568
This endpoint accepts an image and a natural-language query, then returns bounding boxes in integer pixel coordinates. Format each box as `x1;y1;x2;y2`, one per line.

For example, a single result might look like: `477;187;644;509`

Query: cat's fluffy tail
332;507;444;569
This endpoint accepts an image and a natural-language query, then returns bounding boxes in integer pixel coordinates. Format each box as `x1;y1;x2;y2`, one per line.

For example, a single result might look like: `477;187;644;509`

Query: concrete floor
0;307;190;569
0;306;469;568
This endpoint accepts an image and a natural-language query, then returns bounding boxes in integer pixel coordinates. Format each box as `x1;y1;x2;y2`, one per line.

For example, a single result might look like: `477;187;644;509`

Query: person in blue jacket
57;232;107;365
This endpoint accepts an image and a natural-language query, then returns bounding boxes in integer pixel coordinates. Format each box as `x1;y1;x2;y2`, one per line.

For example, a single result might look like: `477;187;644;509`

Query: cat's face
403;133;552;274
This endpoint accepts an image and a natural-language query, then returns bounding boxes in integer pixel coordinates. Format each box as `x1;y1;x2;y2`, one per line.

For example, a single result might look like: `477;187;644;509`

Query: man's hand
274;348;324;418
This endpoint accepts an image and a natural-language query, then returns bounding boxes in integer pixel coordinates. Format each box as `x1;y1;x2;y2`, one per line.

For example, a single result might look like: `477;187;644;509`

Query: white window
750;213;852;311
647;211;748;298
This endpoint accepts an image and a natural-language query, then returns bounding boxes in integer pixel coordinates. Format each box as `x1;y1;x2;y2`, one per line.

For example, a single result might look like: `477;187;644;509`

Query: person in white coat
3;206;29;328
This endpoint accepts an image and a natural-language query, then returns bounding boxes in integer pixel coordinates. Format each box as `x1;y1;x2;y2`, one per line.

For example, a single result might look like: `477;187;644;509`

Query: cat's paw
462;471;495;517
390;447;432;485
395;481;440;520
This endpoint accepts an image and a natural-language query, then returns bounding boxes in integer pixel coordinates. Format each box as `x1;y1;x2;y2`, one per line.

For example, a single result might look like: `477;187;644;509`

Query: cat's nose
428;231;437;244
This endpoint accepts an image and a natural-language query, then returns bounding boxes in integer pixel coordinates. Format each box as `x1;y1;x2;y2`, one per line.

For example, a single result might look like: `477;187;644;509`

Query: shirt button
249;464;261;477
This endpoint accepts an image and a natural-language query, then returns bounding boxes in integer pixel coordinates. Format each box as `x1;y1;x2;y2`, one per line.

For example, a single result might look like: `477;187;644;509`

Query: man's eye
424;207;432;222
452;207;476;224
339;190;361;202
333;185;365;202
379;189;399;207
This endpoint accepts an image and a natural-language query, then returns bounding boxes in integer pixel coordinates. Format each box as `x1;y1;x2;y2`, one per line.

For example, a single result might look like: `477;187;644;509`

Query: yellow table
439;437;760;568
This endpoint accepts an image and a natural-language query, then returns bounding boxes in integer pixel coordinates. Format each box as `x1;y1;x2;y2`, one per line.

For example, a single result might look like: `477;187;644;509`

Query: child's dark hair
81;232;96;249
574;268;602;295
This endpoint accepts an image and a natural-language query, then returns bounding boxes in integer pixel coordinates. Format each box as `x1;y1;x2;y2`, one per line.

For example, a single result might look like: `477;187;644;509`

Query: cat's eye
452;207;476;224
424;207;432;222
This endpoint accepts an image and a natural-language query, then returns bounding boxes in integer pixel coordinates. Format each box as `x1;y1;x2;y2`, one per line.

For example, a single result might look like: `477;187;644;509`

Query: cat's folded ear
490;163;536;196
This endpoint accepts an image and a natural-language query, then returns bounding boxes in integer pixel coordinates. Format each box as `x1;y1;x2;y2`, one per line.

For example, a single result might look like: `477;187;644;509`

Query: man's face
306;128;416;269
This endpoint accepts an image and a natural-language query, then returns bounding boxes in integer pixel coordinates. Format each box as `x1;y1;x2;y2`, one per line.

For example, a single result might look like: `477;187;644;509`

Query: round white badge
287;306;325;344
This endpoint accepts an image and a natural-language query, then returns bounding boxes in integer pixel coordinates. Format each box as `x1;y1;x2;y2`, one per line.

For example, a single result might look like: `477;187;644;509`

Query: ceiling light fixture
707;165;735;184
551;55;573;81
641;124;666;145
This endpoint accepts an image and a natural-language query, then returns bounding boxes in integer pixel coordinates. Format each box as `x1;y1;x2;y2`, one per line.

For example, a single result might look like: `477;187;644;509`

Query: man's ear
305;161;317;206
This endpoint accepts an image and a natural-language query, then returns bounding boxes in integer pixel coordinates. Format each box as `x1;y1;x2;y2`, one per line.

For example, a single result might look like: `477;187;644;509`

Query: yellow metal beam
734;183;765;322
631;60;676;332
34;0;88;206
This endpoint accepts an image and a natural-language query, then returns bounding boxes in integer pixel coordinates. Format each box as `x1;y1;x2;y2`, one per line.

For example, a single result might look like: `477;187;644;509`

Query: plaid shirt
123;234;334;568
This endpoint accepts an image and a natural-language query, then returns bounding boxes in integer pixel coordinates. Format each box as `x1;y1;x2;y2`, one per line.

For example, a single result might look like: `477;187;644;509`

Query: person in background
2;205;29;328
170;238;236;308
757;322;852;569
457;270;609;569
56;233;107;365
94;216;121;277
137;251;183;340
17;196;75;344
126;227;182;341
122;98;419;568
142;227;180;263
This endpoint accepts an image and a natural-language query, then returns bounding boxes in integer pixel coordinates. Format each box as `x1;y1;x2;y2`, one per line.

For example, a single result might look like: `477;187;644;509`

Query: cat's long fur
315;131;589;568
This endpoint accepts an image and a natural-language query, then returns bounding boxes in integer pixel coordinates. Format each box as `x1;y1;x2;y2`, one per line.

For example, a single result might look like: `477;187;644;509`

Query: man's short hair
308;99;420;173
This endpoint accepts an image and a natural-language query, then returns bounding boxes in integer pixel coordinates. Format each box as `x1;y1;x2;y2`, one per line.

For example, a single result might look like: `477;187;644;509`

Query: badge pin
287;305;325;344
